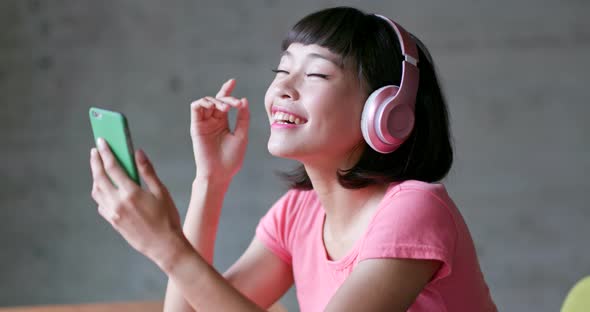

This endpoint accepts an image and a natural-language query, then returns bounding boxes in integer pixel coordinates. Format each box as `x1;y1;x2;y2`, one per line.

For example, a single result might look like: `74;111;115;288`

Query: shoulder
359;180;458;281
261;188;320;231
381;179;455;216
389;179;450;200
362;179;459;253
256;188;320;261
371;179;457;229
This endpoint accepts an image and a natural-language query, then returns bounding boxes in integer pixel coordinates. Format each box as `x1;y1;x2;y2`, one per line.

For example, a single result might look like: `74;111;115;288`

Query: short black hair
276;6;454;190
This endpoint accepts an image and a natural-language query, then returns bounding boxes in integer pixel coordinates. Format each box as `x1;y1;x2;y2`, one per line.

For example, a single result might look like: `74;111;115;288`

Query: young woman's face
264;43;367;165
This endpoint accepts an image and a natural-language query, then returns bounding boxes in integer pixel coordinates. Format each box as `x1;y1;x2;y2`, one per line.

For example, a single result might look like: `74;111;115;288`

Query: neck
303;162;389;235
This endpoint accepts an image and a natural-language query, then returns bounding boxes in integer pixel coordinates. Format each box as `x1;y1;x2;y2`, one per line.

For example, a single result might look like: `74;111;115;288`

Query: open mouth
273;112;305;125
271;108;308;125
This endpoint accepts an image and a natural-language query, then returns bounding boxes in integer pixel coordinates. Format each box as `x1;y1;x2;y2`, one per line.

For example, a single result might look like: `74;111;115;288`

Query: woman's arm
162;178;230;312
324;258;440;311
163;235;294;312
162;234;263;312
223;238;294;308
164;78;250;311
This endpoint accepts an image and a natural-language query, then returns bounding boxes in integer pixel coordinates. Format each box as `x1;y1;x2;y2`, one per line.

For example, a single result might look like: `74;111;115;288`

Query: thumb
136;149;165;198
234;98;250;138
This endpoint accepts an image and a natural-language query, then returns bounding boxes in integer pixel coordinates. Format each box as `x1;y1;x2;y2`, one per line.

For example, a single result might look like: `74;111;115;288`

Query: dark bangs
281;8;367;71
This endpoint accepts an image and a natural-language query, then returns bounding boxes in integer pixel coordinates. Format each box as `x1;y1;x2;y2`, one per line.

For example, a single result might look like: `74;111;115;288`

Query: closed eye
272;69;329;79
306;73;329;79
271;69;289;75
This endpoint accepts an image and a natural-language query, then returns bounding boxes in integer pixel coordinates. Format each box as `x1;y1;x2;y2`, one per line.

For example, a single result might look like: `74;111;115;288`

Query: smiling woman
89;6;497;312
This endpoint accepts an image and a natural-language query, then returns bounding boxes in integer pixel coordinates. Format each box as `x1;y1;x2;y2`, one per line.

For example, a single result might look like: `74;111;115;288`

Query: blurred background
1;0;588;311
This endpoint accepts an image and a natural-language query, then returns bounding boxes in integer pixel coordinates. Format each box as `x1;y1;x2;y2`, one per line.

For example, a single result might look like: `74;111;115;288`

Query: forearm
182;178;230;262
162;236;264;312
164;178;230;312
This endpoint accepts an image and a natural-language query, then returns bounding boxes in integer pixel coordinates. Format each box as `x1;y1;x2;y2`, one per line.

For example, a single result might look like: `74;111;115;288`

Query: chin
267;143;290;158
267;140;301;160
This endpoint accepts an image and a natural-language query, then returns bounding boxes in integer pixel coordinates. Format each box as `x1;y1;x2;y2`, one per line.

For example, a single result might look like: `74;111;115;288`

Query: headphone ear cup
361;85;398;153
361;85;414;154
384;103;415;141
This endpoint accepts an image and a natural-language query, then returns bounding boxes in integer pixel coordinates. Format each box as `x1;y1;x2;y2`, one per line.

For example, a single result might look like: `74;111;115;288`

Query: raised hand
190;79;250;181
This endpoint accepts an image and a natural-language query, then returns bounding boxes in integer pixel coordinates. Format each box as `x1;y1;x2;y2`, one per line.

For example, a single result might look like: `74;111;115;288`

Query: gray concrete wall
1;0;588;311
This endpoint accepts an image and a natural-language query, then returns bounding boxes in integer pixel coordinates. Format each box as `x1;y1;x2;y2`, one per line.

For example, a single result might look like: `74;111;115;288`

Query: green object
562;276;590;312
89;107;140;186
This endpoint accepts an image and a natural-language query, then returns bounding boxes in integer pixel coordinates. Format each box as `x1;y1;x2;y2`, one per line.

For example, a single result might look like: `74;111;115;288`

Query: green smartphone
89;107;140;186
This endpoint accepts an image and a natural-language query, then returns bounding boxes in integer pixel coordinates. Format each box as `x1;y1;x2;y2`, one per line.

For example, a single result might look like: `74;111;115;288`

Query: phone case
89;107;140;185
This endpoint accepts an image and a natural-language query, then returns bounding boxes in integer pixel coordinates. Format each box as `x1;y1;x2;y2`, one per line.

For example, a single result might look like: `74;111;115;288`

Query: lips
271;106;308;125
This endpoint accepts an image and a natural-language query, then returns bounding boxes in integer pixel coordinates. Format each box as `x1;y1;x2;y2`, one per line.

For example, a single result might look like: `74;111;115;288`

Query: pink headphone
361;14;420;154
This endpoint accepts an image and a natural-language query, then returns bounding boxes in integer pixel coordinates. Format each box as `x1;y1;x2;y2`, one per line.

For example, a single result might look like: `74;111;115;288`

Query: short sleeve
255;190;299;266
358;189;458;282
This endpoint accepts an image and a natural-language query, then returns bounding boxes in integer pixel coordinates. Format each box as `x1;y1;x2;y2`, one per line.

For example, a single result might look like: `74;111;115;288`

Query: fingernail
98;138;107;150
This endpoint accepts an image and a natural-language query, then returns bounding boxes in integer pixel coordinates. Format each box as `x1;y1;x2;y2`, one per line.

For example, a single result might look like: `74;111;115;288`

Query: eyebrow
281;50;343;68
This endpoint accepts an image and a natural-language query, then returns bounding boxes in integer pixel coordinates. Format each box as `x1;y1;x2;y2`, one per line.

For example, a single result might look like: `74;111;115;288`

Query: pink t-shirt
256;180;497;312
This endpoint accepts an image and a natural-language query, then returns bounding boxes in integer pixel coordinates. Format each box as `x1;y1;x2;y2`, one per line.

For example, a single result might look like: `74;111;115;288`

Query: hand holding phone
89;109;185;273
89;107;140;185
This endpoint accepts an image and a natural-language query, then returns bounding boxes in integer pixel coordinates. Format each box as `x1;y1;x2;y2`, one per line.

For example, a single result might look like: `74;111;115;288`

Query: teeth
273;111;305;125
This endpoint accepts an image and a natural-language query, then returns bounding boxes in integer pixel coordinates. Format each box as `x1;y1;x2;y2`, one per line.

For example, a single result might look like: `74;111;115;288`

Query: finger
96;138;138;192
215;78;236;98
205;97;230;112
91;181;107;206
216;96;242;107
202;106;214;119
234;98;250;138
203;97;229;119
135;149;166;199
191;99;215;122
192;98;214;109
97;204;120;225
90;148;117;194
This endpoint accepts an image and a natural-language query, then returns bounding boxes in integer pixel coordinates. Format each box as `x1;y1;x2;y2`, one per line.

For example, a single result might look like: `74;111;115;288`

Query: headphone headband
373;14;419;66
371;14;420;115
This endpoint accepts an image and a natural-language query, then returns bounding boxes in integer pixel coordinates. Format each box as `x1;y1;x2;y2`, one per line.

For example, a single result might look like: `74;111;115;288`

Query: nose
274;76;300;101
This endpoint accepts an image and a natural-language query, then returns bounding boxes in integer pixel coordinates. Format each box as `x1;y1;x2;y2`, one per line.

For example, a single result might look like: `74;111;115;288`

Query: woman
89;6;497;311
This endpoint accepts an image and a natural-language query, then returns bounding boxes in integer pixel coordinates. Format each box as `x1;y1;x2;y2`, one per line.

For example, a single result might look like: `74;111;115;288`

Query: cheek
313;91;363;127
264;85;274;114
332;103;364;139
